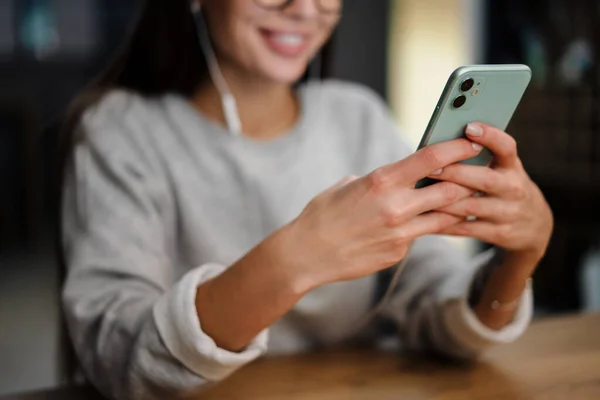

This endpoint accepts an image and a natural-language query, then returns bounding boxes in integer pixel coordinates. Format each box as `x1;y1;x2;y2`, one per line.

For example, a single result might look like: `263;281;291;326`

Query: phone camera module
453;95;467;109
460;78;475;92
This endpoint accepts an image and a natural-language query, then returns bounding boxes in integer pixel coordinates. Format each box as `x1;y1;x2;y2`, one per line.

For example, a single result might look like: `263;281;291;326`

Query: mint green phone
415;64;532;189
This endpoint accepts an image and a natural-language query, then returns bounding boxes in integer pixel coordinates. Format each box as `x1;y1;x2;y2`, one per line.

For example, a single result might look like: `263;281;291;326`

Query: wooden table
4;313;600;400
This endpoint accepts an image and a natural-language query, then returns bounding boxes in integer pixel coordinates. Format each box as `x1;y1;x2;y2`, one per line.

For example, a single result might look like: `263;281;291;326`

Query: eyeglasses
254;0;342;14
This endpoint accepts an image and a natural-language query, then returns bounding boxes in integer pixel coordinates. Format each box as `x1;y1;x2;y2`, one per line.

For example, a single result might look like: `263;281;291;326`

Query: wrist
501;248;542;280
194;227;316;352
473;276;530;330
471;250;534;330
260;223;321;296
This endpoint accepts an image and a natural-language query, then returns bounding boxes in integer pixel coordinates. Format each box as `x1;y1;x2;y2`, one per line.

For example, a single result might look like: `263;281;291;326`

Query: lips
260;29;310;57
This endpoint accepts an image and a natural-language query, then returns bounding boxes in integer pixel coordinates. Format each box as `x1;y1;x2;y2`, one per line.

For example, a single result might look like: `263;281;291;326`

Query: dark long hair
55;0;335;383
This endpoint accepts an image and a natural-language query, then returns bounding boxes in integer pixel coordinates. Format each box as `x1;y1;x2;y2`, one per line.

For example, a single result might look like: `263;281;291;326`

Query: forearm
196;226;314;352
473;250;538;330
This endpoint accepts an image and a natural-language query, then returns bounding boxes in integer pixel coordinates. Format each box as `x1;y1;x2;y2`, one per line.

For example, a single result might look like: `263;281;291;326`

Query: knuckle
440;182;462;203
508;202;524;221
455;224;471;236
381;205;404;228
366;168;390;195
508;180;527;199
463;138;478;153
463;200;480;216
433;214;454;232
506;136;518;155
482;172;499;193
421;146;444;170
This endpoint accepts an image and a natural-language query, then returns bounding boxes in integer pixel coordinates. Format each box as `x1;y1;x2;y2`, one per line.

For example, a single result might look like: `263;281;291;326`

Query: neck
191;65;300;140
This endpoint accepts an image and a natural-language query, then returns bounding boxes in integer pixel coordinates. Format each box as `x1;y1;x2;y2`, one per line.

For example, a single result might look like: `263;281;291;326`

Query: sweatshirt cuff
153;263;269;382
437;250;533;355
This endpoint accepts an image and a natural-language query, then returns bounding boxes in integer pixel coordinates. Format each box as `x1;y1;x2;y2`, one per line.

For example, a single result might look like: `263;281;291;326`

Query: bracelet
488;278;532;312
490;299;520;312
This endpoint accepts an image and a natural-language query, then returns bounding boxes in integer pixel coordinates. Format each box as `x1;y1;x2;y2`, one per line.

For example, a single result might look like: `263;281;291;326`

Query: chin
269;68;310;84
258;59;312;84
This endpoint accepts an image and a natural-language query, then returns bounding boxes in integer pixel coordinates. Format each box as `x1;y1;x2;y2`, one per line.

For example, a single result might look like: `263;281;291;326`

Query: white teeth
272;34;304;46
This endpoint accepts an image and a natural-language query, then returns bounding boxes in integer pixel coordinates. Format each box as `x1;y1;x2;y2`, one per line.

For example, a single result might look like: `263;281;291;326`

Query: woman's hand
279;138;485;290
430;122;553;330
433;122;553;265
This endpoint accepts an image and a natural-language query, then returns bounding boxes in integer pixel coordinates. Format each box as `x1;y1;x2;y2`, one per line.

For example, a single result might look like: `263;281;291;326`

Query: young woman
59;0;553;399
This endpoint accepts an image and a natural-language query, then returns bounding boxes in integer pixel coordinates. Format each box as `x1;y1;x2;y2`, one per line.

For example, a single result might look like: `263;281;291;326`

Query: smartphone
415;64;532;189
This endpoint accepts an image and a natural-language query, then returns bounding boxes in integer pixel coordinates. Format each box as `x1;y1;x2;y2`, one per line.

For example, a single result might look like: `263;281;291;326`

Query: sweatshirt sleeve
61;97;268;400
379;236;533;360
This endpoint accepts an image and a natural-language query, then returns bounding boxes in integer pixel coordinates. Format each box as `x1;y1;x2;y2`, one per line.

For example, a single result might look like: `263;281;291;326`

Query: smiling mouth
259;29;310;57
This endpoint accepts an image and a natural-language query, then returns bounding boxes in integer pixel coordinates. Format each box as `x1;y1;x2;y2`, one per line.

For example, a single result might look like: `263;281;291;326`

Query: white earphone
190;2;242;136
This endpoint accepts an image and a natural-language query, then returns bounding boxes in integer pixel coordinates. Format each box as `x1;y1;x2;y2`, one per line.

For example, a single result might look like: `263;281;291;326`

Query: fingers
428;164;511;197
440;221;509;247
465;123;519;168
395;212;463;240
377;138;483;186
437;197;519;222
403;182;475;216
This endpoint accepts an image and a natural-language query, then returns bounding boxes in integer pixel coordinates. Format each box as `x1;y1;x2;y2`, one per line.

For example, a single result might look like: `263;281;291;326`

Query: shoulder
81;89;158;135
78;90;165;166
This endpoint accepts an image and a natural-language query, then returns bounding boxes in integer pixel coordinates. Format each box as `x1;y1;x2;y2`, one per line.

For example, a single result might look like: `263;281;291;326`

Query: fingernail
472;143;483;151
431;168;443;175
466;123;484;137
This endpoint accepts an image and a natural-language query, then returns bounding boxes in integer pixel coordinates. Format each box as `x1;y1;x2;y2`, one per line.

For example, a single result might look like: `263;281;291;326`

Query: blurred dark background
1;0;600;396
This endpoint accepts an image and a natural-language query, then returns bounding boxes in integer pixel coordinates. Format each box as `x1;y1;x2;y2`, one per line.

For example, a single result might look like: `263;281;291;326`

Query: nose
282;0;320;19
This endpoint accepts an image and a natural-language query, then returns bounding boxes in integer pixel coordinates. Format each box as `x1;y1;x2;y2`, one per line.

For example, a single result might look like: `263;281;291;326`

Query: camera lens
461;78;475;92
453;95;467;108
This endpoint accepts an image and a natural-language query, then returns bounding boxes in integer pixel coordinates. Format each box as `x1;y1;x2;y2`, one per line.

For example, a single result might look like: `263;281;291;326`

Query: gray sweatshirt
62;80;533;400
